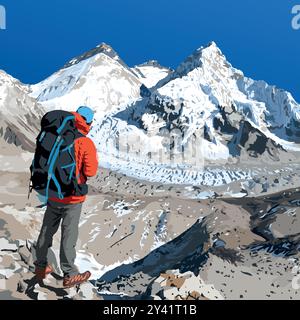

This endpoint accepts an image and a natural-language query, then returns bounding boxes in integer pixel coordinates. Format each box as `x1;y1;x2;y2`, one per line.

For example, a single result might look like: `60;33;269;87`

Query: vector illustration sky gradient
0;0;299;101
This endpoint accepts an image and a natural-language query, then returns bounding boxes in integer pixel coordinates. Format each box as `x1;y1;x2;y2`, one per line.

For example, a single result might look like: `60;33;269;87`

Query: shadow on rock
24;276;39;300
95;219;210;294
23;274;69;300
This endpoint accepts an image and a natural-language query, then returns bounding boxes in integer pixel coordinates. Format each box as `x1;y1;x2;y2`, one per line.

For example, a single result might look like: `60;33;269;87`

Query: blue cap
76;106;94;124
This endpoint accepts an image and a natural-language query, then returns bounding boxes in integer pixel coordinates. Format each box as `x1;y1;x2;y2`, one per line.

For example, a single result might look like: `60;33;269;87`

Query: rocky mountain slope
0;71;43;152
102;185;300;300
1;162;300;300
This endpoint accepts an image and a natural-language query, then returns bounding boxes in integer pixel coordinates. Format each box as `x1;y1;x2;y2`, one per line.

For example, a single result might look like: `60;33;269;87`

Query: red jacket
50;112;98;204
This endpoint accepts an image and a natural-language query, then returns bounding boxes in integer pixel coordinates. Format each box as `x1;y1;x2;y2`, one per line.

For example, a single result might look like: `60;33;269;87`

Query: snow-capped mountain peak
150;41;300;149
30;44;146;117
158;41;242;86
64;42;120;68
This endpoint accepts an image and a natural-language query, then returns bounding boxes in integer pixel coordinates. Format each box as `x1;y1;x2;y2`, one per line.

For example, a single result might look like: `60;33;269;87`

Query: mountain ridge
1;41;300;190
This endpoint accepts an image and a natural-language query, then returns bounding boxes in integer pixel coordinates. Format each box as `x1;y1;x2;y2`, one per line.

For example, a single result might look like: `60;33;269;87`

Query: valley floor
1;165;300;300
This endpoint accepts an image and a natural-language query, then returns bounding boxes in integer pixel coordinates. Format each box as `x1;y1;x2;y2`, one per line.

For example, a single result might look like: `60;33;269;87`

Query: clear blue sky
0;0;299;101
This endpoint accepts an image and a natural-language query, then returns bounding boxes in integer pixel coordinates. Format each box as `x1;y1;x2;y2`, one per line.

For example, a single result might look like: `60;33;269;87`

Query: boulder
0;238;18;252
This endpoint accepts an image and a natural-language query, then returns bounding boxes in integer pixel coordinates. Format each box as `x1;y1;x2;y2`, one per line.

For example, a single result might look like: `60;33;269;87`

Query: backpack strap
61;143;76;181
57;116;75;134
45;138;64;202
47;135;62;165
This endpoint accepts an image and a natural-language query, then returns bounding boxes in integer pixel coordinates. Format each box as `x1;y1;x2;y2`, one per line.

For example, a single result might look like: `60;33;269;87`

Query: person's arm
82;138;98;177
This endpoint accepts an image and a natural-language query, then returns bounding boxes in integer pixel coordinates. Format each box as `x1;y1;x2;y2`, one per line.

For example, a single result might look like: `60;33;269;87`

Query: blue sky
0;0;299;101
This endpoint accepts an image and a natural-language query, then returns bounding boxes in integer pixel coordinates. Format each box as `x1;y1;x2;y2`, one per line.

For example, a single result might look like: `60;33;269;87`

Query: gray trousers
35;200;83;277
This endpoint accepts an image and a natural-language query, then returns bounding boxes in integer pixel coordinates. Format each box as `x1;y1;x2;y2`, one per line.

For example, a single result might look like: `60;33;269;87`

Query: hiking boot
63;271;91;288
35;264;53;281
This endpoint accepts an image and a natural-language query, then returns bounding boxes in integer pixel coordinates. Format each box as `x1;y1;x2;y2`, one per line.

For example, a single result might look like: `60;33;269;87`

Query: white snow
75;252;138;280
132;63;171;88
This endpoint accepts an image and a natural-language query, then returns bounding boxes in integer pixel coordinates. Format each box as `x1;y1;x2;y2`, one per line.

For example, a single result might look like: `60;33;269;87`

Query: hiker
30;106;98;288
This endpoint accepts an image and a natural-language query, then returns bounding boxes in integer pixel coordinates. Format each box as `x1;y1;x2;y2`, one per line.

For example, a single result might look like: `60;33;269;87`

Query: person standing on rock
30;106;98;288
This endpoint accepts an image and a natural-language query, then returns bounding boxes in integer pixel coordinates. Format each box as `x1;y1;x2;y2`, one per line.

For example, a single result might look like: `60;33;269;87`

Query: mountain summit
63;42;135;75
